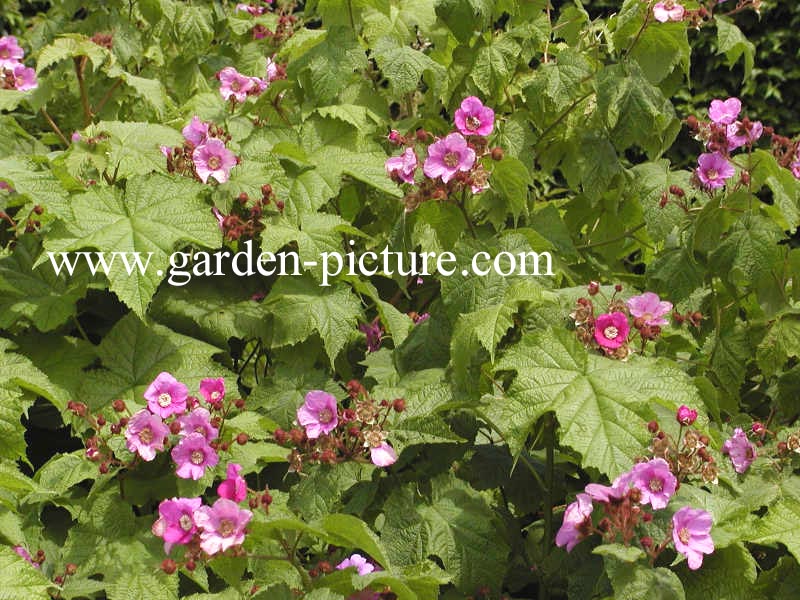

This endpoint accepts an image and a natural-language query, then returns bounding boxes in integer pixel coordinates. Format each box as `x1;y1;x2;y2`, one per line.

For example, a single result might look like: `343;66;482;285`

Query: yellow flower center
444;152;460;168
603;326;619;340
190;450;204;465
158;392;172;408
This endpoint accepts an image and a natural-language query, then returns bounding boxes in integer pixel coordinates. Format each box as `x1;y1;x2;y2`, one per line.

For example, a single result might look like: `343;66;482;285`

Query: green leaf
490;156;532;219
524;48;592;114
0;545;51;600
757;312;800;377
106;571;178;600
263;275;362;366
489;327;701;478
321;514;390;568
0;157;70;218
471;34;521;98
709;213;784;289
373;40;446;96
85;121;183;179
749;493;800;562
602;556;685;600
629;22;690;84
76;313;233;411
293;28;368;103
679;543;758;600
173;4;214;53
0;386;26;462
42;175;220;315
716;17;755;79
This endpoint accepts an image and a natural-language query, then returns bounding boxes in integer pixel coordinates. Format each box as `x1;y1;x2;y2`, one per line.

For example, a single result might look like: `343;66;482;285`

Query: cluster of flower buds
253;14;298;44
0;202;44;242
273;383;402;471
647;408;719;485
212;184;282;242
0;36;37;91
556;450;715;570
163;116;238;184
572;285;673;359
90;32;113;50
385;96;503;212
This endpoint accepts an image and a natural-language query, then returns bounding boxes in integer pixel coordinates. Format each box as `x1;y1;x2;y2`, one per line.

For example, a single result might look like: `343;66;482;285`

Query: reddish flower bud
668;185;685;197
161;559;177;575
778;441;789;455
234;399;245;409
289;428;305;445
65;563;77;575
676;405;698;426
275;200;285;211
752;421;766;435
118;417;129;427
99;462;109;474
236;432;249;445
96;415;106;427
319;560;332;574
614;284;623;292
686;115;699;131
659;191;669;208
633;317;646;329
587;281;600;296
309;568;319;578
169;421;182;435
112;399;126;412
647;420;659;433
261;492;272;506
490;147;504;161
673;311;685;324
273;428;288;444
642;512;653;522
249;497;259;509
185;559;196;571
640;536;653;549
393;398;406;412
238;192;249;204
220;441;231;451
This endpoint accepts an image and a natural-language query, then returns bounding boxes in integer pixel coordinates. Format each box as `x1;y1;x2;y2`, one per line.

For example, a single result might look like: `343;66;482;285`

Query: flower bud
112;399;126;412
273;428;288;444
669;185;685;197
647;420;659;433
752;421;766;436
185;559;195;571
393;398;406;412
161;559;177;575
65;563;77;575
588;281;600;296
490;147;504;161
169;421;182;435
676;405;698;426
234;398;245;409
614;284;623;292
236;432;249;445
640;536;653;549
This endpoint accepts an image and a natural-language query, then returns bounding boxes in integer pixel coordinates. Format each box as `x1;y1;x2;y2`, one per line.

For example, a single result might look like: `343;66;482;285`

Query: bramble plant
2;0;800;599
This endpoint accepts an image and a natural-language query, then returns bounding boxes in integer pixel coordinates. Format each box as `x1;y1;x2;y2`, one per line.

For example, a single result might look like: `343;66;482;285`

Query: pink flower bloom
672;506;714;570
193;138;237;184
199;377;225;405
193;498;252;556
721;427;757;473
627;292;672;326
555;493;593;552
151;497;202;554
236;3;268;15
265;56;280;82
388;129;402;144
413;312;430;325
217;66;255;102
708;97;742;125
297;390;339;439
0;36;24;70
676;405;698;426
337;553;376;576
172;432;219;480
125;409;169;461
584;469;635;503
10;64;37;91
630;458;677;510
71;131;82;143
653;1;685;23
13;546;39;568
250;76;268;94
177;407;219;441
182;116;209;147
726;120;763;150
144;372;188;418
217;463;247;502
792;160;800;180
696;152;735;190
385;148;418;184
454;96;495;137
369;442;398;467
359;318;383;353
593;312;629;350
423;132;476;183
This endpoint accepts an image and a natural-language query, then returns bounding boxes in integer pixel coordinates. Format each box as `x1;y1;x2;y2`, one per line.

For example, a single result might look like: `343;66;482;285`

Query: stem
540;413;556;600
533;89;594;152
457;189;477;238
40;108;70;146
575;223;646;250
93;79;122;116
73;316;90;342
624;3;652;56
347;0;356;32
74;56;93;126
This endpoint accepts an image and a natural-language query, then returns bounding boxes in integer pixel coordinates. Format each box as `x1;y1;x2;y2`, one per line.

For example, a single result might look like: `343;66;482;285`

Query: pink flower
652;1;685;23
672;506;714;570
359;318;383;353
0;181;10;191
454;96;495;137
217;66;255;102
721;427;756;473
217;463;247;502
696;152;735;190
199;377;225;405
708;97;742;125
676;405;698;426
0;36;24;70
265;56;280;82
151;497;202;554
177;407;219;441
337;553;376;576
125;409;170;461
10;64;37;91
413;312;430;325
423;133;476;183
172;432;219;480
250;76;268;94
370;442;398;467
630;458;677;510
726;120;763;150
193;138;237;184
385;148;418;184
584;469;635;503
627;292;672;326
555;493;593;552
71;131;82;143
297;390;339;439
792;159;800;180
182;116;209;147
144;372;188;418
593;312;630;350
236;3;268;15
13;546;39;568
193;498;252;556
